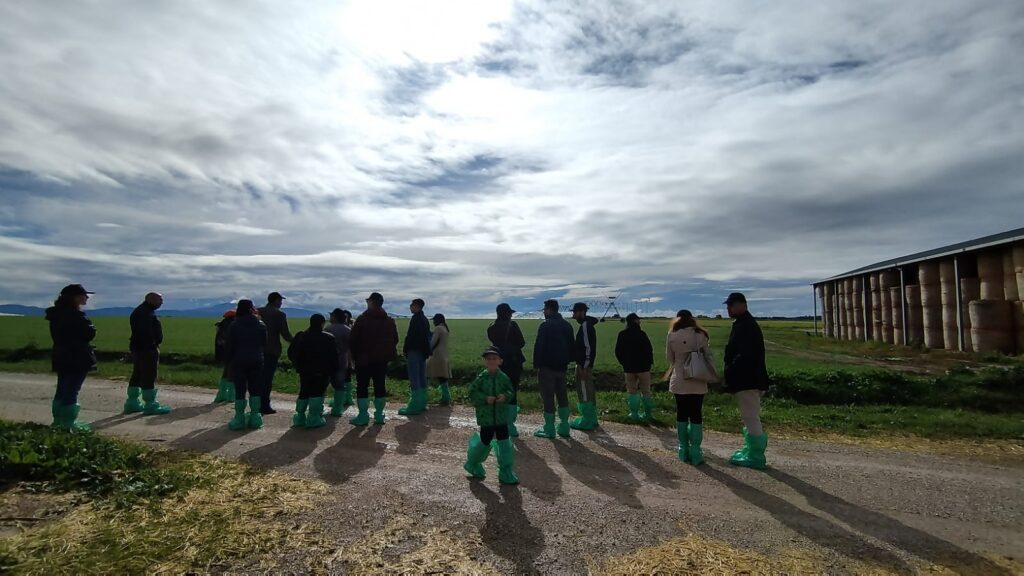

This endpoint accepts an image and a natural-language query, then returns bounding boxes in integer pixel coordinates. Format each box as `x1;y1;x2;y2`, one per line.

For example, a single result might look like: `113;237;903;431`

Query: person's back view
287;314;339;429
212;310;236;403
532;299;575;439
256;291;293;414
348;292;399;426
225;300;268;431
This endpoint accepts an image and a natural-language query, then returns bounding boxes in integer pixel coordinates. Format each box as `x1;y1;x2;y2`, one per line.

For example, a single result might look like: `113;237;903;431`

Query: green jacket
469;368;514;427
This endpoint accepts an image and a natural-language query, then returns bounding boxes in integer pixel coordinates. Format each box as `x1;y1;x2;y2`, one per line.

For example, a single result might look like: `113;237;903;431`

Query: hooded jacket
129;301;163;352
46;305;97;373
533;313;575;371
573;316;598;368
288;329;340;376
350;307;399;366
615;323;654;373
723;311;770;392
487;320;526;366
226;314;268;368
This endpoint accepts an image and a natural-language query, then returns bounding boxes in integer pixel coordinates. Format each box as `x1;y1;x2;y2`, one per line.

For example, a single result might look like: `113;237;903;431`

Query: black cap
367;292;384;304
496;303;515;315
60;284;94;297
571;302;589;313
482;345;502;358
626;312;640;322
236;299;255;313
723;292;747;305
268;291;285;301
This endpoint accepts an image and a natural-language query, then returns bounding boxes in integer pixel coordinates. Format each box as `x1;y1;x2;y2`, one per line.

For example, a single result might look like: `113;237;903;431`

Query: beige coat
426;325;451;379
667;327;710;395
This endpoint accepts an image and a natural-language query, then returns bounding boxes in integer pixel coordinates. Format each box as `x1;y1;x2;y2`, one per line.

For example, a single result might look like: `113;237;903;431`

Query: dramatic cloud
1;0;1022;316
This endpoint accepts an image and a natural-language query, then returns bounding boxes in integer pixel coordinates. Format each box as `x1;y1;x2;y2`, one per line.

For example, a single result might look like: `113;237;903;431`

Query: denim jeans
406;351;427;391
54;372;88;406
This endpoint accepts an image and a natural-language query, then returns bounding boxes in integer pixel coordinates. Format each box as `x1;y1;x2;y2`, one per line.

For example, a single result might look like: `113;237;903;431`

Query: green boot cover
329;388;345;417
533;412;556;438
463;432;491;479
398;389;423;416
292;398;309;427
228;399;247;430
496;439;520;485
556;406;572;437
731;433;767;469
213;378;234;403
570;402;597;431
641;395;655;422
676;421;690;462
247;396;264;429
305;397;327;428
626;393;641;421
373;397;387;424
342;383;354;407
730;427;751;462
123;386;144;414
439;382;452;406
688;423;705;465
51;399;60;427
142;388;172;415
64;404;91;432
350;398;370;426
507;404;520;437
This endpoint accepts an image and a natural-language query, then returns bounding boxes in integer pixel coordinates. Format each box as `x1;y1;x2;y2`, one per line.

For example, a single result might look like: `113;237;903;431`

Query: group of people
44;284;771;484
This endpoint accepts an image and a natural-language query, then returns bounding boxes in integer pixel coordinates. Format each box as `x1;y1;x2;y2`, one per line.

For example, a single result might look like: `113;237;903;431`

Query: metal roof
815;226;1024;284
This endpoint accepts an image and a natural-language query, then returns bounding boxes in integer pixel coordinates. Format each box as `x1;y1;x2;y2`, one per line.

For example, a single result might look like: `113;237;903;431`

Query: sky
1;0;1022;318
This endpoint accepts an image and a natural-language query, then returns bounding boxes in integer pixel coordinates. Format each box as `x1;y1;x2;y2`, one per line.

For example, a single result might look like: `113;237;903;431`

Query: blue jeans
260;353;280;409
406;351;427;391
54;372;88;406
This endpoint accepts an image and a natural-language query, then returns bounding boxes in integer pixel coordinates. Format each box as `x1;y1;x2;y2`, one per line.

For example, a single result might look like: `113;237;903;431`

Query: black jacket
226;314;268;368
214;316;235;363
573;316;598;368
533;313;575;371
129;302;163;352
46;305;97;373
615;324;653;373
288;329;340;376
723;311;770;392
487;320;526;366
403;311;432;356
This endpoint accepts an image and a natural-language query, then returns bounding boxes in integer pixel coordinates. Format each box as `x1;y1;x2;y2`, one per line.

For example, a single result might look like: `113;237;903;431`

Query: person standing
399;298;431;416
486;303;526;436
426;313;452;406
462;346;518;485
666;310;713;465
225;299;268;430
46;284;97;432
348;292;399;426
212;310;237;403
532;299;575;439
257;292;293;415
287;314;339;429
324;308;353;416
723;293;770;469
615;313;655;422
569;302;599;431
123;292;171;415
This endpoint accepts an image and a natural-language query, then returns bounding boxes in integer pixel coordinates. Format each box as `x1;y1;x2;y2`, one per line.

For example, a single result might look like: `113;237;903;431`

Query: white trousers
736;390;764;436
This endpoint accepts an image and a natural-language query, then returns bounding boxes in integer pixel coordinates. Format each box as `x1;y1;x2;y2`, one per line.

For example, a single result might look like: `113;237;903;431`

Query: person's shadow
170;425;248;455
469;482;544;575
554;438;643;509
142;402;221;426
765;468;1012;576
394;417;431;456
238;418;338;470
587;430;679;490
313;425;387;484
88;412;140;431
514;440;563;502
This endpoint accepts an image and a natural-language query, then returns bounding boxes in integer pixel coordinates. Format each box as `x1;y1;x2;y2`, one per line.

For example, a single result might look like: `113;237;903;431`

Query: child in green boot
463;347;518;485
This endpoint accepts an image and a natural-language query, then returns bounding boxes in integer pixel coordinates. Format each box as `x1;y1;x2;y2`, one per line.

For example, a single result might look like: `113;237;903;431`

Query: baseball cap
481;345;502;358
60;284;94;297
723;292;747;305
268;291;285;301
496;303;515;315
626;312;640;322
571;302;589;313
366;292;384;304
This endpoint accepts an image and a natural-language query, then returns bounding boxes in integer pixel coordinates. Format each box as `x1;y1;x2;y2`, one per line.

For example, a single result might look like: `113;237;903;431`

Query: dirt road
1;372;1021;574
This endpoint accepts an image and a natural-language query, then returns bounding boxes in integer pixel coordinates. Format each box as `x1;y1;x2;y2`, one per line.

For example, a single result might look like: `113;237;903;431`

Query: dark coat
723;311;770;392
129;302;163;352
487;320;526;366
226;314;268;368
615;324;654;373
533;313;575;371
288;329;340;376
46;305;97;373
403;311;432;356
573;316;598;368
214;316;235;363
350;307;399;366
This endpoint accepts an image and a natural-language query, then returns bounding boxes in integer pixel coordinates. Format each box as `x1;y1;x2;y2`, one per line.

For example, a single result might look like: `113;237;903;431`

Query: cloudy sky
1;1;1022;317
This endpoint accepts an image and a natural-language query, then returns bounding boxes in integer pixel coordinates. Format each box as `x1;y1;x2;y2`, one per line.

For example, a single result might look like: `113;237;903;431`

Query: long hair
52;294;77;308
671;309;709;339
433;314;449;333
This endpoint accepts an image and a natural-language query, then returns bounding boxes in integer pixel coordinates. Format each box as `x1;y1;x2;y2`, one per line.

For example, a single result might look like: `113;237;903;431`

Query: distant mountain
0;304;45;316
0;303;325;318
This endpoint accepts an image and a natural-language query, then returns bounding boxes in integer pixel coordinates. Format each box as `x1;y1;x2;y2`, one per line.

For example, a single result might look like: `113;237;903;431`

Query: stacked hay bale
960;276;980;352
939;261;958;350
971;251;1014;354
879;271;898;344
870;273;883;341
1013;245;1024;354
918;262;944;349
890;285;904;345
904;283;924;347
852;278;865;341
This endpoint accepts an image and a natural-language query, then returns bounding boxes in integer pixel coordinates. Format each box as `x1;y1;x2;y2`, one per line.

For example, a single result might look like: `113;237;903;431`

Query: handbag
682;346;719;383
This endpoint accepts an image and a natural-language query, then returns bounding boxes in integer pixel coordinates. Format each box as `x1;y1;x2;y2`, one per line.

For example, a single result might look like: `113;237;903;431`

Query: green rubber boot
641;395;655;422
51;399;60;427
570;402;597;431
342;383;354;407
213;378;234;403
507;404;520;437
533;412;556;439
626;393;641;421
730;427;751;462
463;433;492;479
123;386;144;414
496;438;519;485
329;387;345;417
142;388;172;415
688;423;705;465
731;432;767;469
398;389;424;416
556;406;572;438
306;397;327;428
373;397;387;424
228;399;247;430
676;421;690;462
350;398;370;426
247;396;264;429
292;398;309;427
65;404;92;432
439;382;452;406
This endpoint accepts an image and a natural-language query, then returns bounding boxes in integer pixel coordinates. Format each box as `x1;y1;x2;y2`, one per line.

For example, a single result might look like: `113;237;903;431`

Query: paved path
1;372;1021;574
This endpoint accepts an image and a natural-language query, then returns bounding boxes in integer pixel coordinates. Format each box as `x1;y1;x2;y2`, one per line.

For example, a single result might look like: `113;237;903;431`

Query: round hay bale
960;277;980;352
1004;249;1020;302
821;284;833;338
905;285;924;346
880;286;894;344
978;251;1004;301
889;286;904;345
939;260;958;350
918;262;943;349
870;273;882;341
970;300;1014;354
852;278;864;340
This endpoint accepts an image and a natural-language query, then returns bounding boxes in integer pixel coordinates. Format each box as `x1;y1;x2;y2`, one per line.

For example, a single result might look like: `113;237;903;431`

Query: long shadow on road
314;426;387;484
143;402;221;426
554;437;643;509
238;418;338;469
588;430;680;490
171;425;249;455
515;440;563;502
469;482;544;575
